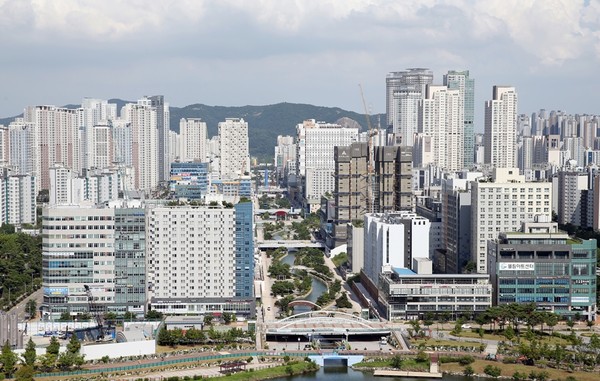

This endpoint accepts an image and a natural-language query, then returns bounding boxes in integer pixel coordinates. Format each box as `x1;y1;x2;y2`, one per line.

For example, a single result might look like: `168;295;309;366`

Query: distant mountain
0;101;384;160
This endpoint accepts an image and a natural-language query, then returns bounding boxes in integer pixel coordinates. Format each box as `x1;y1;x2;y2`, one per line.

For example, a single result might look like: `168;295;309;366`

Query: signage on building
499;262;534;271
43;287;68;296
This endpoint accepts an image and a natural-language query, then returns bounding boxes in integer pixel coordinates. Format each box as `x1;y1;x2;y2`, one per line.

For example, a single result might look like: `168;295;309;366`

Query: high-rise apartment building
121;102;158;192
386;68;433;146
274;135;296;186
7;118;35;175
556;170;593;228
80;98;117;171
444;71;475;168
146;202;255;315
296;119;359;212
112;119;133;167
417;84;463;171
25;106;80;191
140;96;169;183
218;118;250;180
484;86;518;168
1;173;37;226
179;118;207;162
471;168;552;274
331;143;413;247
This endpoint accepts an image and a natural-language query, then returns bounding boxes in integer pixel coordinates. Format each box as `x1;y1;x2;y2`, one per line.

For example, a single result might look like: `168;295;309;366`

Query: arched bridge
288;300;321;309
265;310;390;341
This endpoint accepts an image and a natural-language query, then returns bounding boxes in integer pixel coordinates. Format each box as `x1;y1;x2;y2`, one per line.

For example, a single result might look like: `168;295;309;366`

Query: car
461;324;472;329
267;306;271;311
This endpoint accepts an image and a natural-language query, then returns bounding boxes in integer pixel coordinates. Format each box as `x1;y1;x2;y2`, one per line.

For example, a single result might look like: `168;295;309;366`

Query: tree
203;314;214;326
185;328;206;344
123;311;136;321
145;310;163;320
38;354;56;372
22;338;36;367
57;351;75;370
567;319;575;330
390;354;403;369
157;328;174;346
25;299;37;320
587;320;595;331
222;312;233;324
545;313;559;333
58;311;71;322
46;336;60;356
0;340;17;377
66;333;81;354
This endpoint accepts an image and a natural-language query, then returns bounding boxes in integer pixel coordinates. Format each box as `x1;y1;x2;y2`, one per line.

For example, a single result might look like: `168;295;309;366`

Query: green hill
1;101;384;160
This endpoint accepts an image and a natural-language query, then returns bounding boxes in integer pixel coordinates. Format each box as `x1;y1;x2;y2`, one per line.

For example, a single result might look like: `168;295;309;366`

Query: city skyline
1;1;599;131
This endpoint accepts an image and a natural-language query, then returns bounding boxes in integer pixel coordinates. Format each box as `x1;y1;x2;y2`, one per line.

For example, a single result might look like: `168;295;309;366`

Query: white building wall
121;103;158;192
146;206;236;300
180;118;207;162
219;118;250;180
484;86;518;168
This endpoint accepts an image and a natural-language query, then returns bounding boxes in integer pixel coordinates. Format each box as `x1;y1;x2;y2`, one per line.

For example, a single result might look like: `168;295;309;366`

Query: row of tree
157;327;253;347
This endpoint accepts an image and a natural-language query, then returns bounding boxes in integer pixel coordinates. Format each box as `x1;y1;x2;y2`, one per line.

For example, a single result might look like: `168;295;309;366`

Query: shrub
484;365;501;378
502;356;517;364
458;356;475;365
464;365;474;376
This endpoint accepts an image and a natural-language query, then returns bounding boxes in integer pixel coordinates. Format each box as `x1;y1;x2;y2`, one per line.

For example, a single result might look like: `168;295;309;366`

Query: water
271;367;470;381
280;251;328;313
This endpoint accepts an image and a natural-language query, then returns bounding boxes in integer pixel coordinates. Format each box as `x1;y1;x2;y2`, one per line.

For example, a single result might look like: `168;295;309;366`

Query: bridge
265;311;390;341
257;240;326;250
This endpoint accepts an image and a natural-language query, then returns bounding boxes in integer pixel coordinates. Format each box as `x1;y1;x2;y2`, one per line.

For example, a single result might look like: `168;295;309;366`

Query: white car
461;324;472;329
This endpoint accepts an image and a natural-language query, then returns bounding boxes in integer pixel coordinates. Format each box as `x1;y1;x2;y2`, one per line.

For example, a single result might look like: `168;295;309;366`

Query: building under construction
329;142;413;248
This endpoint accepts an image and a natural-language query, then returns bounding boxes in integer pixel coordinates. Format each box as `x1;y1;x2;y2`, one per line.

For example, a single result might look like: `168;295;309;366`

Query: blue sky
0;0;598;131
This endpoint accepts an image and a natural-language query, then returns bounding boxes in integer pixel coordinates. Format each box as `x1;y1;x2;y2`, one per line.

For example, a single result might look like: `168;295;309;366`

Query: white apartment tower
80;98;117;170
180;118;208;162
112;119;133;167
8;118;35;175
296;119;359;212
417;84;463;171
219;118;250;179
471;168;552;274
485;86;518;168
25;106;80;191
121;102;158;192
146;205;236;300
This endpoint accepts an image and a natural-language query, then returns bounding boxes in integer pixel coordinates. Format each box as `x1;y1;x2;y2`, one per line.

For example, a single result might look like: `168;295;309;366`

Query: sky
1;0;599;131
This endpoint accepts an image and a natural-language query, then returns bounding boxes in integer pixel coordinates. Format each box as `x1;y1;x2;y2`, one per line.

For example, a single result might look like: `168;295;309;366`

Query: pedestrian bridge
257;240;326;250
265;311;390;341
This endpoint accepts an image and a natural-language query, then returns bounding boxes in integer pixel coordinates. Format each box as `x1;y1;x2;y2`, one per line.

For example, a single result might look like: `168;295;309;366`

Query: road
8;287;43;322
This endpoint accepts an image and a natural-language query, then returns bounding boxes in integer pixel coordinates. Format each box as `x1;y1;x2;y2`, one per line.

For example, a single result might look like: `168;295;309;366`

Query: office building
488;219;596;320
363;212;430;285
146;202;255;316
179;118;207;162
219;118;250;180
471;168;552;274
444;70;475;168
484;86;518;168
169;161;209;199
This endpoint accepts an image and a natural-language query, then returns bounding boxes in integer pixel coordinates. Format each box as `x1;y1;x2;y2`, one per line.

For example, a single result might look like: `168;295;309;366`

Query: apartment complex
484;86;518;168
331;143;413;247
219;118;250;180
471;168;552;274
179;118;208;162
145;202;254;316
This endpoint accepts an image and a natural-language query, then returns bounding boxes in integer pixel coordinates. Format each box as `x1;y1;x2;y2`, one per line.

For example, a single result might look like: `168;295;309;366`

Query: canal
272;367;470;381
280;250;328;314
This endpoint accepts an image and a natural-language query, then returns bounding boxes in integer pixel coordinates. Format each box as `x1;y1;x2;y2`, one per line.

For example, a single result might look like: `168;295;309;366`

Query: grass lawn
454;330;570;346
453;331;506;341
354;357;429;371
441;359;597;381
222;361;318;381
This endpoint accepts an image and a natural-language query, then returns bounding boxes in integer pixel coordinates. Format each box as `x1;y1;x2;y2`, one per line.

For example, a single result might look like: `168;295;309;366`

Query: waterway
272;367;469;381
280;250;328;313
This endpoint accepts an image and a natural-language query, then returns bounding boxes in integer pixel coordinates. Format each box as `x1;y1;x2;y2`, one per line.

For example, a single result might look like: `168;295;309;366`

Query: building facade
488;220;597;320
179;118;208;163
471;168;552;274
484;86;518;168
219;118;250;180
444;70;475;168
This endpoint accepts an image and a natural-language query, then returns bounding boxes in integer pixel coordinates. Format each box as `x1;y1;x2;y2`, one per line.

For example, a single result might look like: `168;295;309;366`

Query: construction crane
359;84;377;214
84;284;105;341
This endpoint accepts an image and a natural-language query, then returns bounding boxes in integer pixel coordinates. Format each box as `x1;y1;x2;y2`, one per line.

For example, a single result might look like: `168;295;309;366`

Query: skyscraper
386;68;433;146
417;84;463;171
484;86;518;168
444;70;475;168
179;118;208;162
218;118;250;180
121;101;158;192
142;96;170;183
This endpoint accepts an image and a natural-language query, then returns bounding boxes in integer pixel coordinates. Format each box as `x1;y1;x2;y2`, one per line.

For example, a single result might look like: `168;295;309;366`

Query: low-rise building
487;218;597;320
